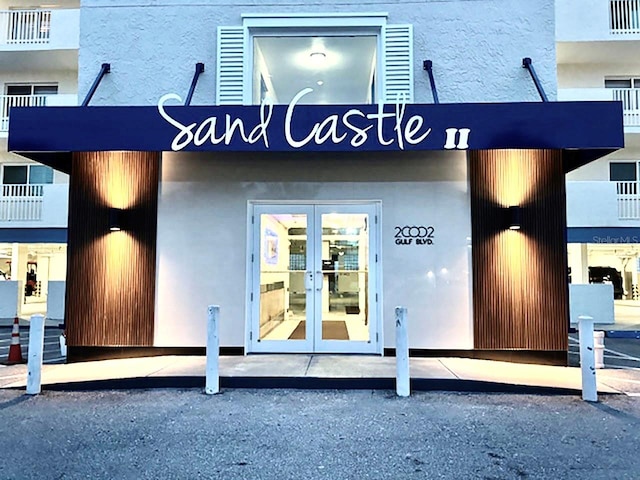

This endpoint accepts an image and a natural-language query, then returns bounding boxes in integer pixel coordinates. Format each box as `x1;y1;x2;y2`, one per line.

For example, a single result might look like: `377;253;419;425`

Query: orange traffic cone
6;317;25;364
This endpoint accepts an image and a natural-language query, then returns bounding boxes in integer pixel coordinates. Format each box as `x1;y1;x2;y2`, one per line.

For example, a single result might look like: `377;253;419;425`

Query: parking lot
0;326;65;365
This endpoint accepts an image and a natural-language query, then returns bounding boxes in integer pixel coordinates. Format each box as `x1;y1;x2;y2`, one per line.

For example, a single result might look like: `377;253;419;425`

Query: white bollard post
395;306;410;397
26;314;45;395
593;331;605;369
578;315;597;402
205;305;220;395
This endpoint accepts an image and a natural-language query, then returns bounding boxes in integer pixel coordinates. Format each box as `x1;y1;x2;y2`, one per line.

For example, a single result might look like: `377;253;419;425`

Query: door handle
316;270;323;291
304;271;313;291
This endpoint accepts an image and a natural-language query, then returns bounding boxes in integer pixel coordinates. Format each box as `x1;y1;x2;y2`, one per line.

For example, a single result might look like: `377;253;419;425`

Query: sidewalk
2;355;639;396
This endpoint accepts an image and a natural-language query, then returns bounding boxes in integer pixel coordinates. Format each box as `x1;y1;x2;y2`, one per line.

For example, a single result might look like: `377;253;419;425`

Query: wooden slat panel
65;151;159;346
470;149;568;351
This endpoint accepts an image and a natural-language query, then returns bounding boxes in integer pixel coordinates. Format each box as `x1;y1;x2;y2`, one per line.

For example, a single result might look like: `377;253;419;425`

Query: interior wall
470;149;568;351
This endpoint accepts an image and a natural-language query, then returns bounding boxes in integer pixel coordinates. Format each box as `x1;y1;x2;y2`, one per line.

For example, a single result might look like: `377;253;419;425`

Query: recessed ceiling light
316;80;324;86
309;51;327;67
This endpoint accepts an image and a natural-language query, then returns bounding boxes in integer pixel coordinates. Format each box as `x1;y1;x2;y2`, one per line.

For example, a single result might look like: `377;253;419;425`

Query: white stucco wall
79;0;556;106
556;0;612;42
154;150;472;350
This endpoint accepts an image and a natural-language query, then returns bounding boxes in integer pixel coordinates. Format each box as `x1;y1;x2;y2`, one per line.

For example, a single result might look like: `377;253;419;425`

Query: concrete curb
2;376;613;396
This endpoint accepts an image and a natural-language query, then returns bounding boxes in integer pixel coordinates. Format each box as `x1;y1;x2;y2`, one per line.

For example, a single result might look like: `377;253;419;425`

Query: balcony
610;0;640;34
0;184;69;228
558;88;640;129
567;181;640;226
0;9;79;51
558;0;640;40
0;94;77;133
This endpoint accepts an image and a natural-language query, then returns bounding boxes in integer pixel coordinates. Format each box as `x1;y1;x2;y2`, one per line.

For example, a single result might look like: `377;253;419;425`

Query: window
216;15;412;106
610;162;638;195
610;162;637;181
5;84;58;96
252;35;377;105
605;78;640;89
2;84;58;126
1;165;53;185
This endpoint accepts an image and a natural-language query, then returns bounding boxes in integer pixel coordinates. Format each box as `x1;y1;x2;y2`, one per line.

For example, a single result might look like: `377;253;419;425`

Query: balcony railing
0;94;77;132
0;9;79;50
1;94;47;131
612;88;640;126
557;88;640;127
616;181;640;219
0;10;51;45
610;0;640;34
0;184;45;222
0;183;68;225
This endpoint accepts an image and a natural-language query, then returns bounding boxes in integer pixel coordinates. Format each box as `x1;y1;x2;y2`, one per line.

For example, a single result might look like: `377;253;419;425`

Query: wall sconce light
108;208;123;232
507;205;522;231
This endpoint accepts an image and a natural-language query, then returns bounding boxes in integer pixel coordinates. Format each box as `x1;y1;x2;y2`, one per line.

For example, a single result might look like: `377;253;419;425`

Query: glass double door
250;203;379;353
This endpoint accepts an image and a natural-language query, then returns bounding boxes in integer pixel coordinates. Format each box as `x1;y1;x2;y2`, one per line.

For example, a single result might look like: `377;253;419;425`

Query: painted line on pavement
569;335;640;362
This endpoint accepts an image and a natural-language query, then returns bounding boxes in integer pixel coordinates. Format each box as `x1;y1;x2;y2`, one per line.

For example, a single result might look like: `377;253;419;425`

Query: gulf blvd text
157;88;471;152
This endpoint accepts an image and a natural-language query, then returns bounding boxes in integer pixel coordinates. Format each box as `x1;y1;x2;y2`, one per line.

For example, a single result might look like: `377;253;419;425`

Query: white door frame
247;201;382;354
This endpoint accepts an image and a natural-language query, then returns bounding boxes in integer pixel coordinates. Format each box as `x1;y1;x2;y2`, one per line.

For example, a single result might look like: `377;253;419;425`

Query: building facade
559;0;640;326
0;1;77;321
7;0;624;364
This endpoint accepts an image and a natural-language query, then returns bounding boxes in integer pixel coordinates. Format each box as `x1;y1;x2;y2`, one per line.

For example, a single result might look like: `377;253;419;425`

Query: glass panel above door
252;35;377;105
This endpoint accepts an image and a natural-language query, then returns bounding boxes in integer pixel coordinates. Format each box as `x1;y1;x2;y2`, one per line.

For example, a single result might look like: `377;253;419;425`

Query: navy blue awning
8;99;624;173
0;228;67;243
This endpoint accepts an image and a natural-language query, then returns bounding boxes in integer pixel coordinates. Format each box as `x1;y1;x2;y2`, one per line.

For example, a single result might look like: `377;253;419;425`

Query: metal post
422;60;440;104
578;315;598;402
26;314;45;395
81;63;111;107
185;63;205;106
521;57;549;102
205;305;220;395
395;306;410;397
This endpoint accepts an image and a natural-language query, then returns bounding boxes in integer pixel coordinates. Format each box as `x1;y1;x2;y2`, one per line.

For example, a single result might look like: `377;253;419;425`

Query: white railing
0;10;51;45
558;88;640;127
611;88;640;126
610;0;640;34
0;184;45;222
0;94;48;131
616;180;640;219
0;94;78;132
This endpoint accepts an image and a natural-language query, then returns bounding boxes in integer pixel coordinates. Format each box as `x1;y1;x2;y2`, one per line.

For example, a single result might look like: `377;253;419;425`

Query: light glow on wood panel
470;149;568;352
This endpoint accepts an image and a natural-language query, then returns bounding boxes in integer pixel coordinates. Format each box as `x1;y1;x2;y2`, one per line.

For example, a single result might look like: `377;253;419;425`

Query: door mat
288;321;349;340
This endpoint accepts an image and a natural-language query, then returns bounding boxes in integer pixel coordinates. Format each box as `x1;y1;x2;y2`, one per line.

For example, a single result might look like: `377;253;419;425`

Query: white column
568;244;589;284
10;242;19;280
579;244;589;284
578;315;598;402
26;314;45;395
205;305;220;395
395;306;410;397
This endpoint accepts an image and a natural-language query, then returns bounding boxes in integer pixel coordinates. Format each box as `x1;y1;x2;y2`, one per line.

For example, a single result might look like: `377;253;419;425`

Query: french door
249;203;380;353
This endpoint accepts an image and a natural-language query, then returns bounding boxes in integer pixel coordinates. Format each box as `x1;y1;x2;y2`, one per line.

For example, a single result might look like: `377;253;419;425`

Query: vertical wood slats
65;151;159;347
470;150;568;351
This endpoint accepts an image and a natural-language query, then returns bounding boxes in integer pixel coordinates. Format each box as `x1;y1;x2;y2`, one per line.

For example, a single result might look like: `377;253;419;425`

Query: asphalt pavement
0;389;638;479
